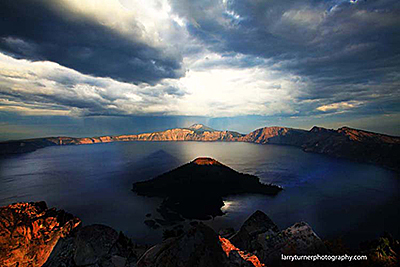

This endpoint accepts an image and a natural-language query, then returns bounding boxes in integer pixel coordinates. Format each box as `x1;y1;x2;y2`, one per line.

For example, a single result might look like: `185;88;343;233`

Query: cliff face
242;126;310;146
118;124;244;142
307;127;400;170
338;126;400;144
0;202;81;267
242;125;400;147
1;123;399;171
242;126;400;170
0;202;149;267
0;124;244;155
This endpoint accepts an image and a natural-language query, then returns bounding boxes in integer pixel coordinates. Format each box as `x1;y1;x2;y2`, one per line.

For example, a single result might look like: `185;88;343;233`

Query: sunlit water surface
0;141;399;247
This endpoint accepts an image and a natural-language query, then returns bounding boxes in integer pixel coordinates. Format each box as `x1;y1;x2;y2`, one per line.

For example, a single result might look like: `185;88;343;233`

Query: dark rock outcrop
137;223;229;267
359;232;400;267
132;158;282;220
256;222;328;266
229;210;327;267
0;202;80;267
4;202;397;267
137;211;330;267
137;223;261;267
230;210;279;252
44;224;149;267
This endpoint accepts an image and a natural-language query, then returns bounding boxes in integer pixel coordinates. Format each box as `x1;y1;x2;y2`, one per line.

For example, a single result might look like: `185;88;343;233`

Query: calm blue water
0;141;399;247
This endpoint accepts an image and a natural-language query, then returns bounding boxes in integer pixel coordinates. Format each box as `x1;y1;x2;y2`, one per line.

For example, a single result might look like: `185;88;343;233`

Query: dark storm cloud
170;0;400;75
170;0;400;116
0;0;184;84
0;87;109;115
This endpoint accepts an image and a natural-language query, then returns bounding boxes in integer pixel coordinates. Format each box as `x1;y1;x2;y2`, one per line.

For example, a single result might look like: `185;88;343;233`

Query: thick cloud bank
0;0;184;84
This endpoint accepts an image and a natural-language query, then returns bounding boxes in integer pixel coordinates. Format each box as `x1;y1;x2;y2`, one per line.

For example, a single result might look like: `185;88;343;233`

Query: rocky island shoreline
1;124;399;171
1;202;398;267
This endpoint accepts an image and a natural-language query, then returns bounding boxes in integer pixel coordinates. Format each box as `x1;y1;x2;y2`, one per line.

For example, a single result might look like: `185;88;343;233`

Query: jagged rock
230;210;279;252
219;236;264;267
138;222;265;267
229;211;327;266
228;251;258;267
359;232;400;267
44;224;149;267
137;223;230;267
256;221;327;266
0;201;81;267
74;224;120;265
44;237;77;267
139;223;262;267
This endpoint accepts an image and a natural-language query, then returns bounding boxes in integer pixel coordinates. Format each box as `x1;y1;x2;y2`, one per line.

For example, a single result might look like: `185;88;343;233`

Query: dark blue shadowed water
0;141;399;247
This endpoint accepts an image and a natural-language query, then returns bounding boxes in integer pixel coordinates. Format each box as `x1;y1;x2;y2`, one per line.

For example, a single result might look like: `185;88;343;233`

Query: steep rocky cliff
0;202;81;267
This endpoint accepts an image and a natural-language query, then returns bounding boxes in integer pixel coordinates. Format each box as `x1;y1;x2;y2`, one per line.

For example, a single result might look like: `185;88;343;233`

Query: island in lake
132;157;282;221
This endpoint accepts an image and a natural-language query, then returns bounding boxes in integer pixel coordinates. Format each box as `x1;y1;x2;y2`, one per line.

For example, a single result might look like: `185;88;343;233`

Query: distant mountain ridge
242;125;400;170
1;123;399;171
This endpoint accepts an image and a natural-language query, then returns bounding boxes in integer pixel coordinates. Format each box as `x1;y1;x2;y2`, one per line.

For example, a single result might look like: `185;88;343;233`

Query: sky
0;0;399;140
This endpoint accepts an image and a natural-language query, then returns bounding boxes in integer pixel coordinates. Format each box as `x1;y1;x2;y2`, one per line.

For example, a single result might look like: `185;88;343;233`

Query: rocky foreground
1;202;399;267
0;202;81;267
132;157;282;221
1;124;399;171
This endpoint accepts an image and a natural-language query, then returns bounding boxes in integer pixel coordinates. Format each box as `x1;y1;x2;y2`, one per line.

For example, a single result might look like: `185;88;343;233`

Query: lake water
0;141;399;247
